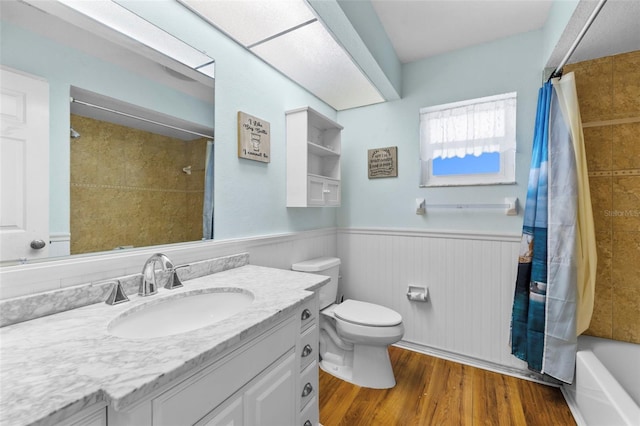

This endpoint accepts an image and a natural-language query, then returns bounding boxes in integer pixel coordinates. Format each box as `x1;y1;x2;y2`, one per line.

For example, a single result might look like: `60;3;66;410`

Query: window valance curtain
420;92;517;160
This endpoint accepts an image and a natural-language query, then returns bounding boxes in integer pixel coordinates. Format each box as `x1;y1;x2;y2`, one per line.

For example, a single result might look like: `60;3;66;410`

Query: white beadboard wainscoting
0;228;337;300
337;228;539;380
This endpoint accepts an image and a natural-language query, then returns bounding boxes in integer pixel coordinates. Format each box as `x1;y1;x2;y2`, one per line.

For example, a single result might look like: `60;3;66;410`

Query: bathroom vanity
0;261;327;426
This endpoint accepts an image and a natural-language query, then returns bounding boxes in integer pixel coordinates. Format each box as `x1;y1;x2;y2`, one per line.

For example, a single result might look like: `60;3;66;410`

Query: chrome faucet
139;253;183;296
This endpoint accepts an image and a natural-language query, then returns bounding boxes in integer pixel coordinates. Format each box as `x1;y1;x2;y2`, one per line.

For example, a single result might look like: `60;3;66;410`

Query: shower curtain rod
548;0;608;80
70;97;214;139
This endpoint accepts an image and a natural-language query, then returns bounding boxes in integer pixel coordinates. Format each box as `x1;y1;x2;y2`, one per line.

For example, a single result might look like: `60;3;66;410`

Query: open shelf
307;142;339;157
286;107;342;207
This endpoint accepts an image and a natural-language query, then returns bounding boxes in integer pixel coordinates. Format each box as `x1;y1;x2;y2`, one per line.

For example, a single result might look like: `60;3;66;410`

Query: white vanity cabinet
196;351;297;426
59;402;107;426
286;107;343;208
296;295;319;426
106;296;320;426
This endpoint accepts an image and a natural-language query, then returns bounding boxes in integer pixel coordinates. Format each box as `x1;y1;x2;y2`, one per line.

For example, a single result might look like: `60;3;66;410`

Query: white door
0;66;50;263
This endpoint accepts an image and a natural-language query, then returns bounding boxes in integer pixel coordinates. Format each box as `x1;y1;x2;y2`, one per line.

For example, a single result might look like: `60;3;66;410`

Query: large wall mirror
1;0;215;265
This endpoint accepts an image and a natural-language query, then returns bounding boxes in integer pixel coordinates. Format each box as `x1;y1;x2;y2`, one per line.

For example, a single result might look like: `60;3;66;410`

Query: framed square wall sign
238;111;270;163
368;146;398;179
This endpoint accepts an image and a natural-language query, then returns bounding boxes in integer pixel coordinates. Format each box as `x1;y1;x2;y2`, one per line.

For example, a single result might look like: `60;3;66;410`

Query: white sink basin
108;289;254;339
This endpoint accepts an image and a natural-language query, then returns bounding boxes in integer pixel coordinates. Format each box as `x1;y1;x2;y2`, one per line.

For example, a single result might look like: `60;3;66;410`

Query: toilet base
320;344;396;389
319;359;354;385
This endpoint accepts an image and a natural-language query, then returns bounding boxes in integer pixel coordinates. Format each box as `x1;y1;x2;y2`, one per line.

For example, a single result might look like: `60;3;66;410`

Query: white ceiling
371;0;554;64
546;0;640;67
371;0;640;67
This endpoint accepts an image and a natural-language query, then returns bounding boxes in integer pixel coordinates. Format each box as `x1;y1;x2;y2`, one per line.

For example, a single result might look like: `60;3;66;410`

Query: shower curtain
511;72;597;383
203;140;215;240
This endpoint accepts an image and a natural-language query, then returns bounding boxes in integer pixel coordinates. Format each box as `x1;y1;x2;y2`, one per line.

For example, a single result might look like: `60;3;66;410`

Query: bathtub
562;335;640;426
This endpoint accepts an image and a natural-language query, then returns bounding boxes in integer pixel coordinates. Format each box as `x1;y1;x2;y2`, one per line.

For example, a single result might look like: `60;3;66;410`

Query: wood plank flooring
319;346;576;426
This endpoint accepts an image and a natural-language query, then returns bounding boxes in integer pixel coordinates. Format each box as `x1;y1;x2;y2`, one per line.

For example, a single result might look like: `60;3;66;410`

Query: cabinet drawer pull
301;308;312;321
301;344;313;357
301;382;313;397
303;421;312;426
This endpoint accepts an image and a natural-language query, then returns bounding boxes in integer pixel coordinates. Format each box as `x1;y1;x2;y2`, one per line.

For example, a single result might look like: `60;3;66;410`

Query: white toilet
292;257;404;389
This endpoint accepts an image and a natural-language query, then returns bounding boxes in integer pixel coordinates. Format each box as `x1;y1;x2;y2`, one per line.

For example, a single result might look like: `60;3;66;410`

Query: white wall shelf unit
286;107;343;207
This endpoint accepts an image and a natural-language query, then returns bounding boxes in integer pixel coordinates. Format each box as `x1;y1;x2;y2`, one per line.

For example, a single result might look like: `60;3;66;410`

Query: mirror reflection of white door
1;66;50;263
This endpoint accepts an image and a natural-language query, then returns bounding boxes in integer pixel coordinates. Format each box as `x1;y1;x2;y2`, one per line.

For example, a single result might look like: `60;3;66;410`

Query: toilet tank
291;257;340;310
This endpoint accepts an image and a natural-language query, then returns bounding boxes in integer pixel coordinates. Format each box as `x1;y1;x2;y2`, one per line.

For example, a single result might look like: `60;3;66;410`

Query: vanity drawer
299;360;318;411
299;323;318;371
61;403;106;426
300;396;318;426
299;297;317;330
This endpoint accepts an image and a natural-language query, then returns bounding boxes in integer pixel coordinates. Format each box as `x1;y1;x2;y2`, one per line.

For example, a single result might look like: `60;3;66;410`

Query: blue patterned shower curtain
511;74;596;383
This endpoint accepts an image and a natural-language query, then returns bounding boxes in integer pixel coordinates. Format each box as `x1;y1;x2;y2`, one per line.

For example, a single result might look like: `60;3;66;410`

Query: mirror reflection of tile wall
564;50;640;344
70;114;206;255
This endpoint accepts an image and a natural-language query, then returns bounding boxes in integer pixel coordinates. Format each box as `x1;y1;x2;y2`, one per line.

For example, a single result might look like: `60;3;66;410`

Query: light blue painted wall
336;30;544;234
117;0;339;240
542;0;580;67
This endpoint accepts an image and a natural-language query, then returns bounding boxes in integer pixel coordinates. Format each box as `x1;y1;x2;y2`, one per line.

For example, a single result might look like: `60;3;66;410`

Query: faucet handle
105;280;129;305
165;265;187;290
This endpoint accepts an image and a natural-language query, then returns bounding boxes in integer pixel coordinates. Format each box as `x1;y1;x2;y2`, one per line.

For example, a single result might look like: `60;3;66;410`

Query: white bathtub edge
579;351;640;426
564;349;640;426
561;384;587;426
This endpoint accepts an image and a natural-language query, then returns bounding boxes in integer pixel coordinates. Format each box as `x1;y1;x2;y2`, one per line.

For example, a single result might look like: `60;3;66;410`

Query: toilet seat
333;299;402;327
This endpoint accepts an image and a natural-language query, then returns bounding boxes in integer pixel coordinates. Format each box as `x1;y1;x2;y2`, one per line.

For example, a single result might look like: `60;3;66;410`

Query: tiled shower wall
70;115;207;255
565;50;640;344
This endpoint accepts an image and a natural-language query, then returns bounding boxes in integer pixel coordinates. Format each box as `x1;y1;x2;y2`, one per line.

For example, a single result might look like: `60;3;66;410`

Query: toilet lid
333;299;402;327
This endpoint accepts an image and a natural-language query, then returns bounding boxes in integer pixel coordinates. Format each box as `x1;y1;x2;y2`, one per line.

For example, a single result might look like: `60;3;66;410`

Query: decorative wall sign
238;111;270;163
368;146;398;178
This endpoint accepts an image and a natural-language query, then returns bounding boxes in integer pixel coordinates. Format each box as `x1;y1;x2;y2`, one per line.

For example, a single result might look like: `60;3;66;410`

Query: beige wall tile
71;188;131;253
595;231;612;290
585;231;614;339
585;280;613;339
612;177;640;231
589;176;612;231
98;126;127;187
70;116;100;185
612;231;640;290
612;50;640;119
573;51;640;343
612;285;640;343
612;122;640;170
187;192;204;240
565;56;613;123
70;116;204;255
186;139;207;192
583;126;612;171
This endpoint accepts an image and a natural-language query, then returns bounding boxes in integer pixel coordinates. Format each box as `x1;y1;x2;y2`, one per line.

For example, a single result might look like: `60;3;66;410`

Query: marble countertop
0;265;329;426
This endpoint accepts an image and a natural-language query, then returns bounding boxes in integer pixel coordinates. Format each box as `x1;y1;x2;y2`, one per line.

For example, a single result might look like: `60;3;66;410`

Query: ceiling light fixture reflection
53;0;215;78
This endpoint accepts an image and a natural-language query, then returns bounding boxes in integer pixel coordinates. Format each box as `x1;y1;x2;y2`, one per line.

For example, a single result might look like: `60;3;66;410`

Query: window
419;92;517;187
